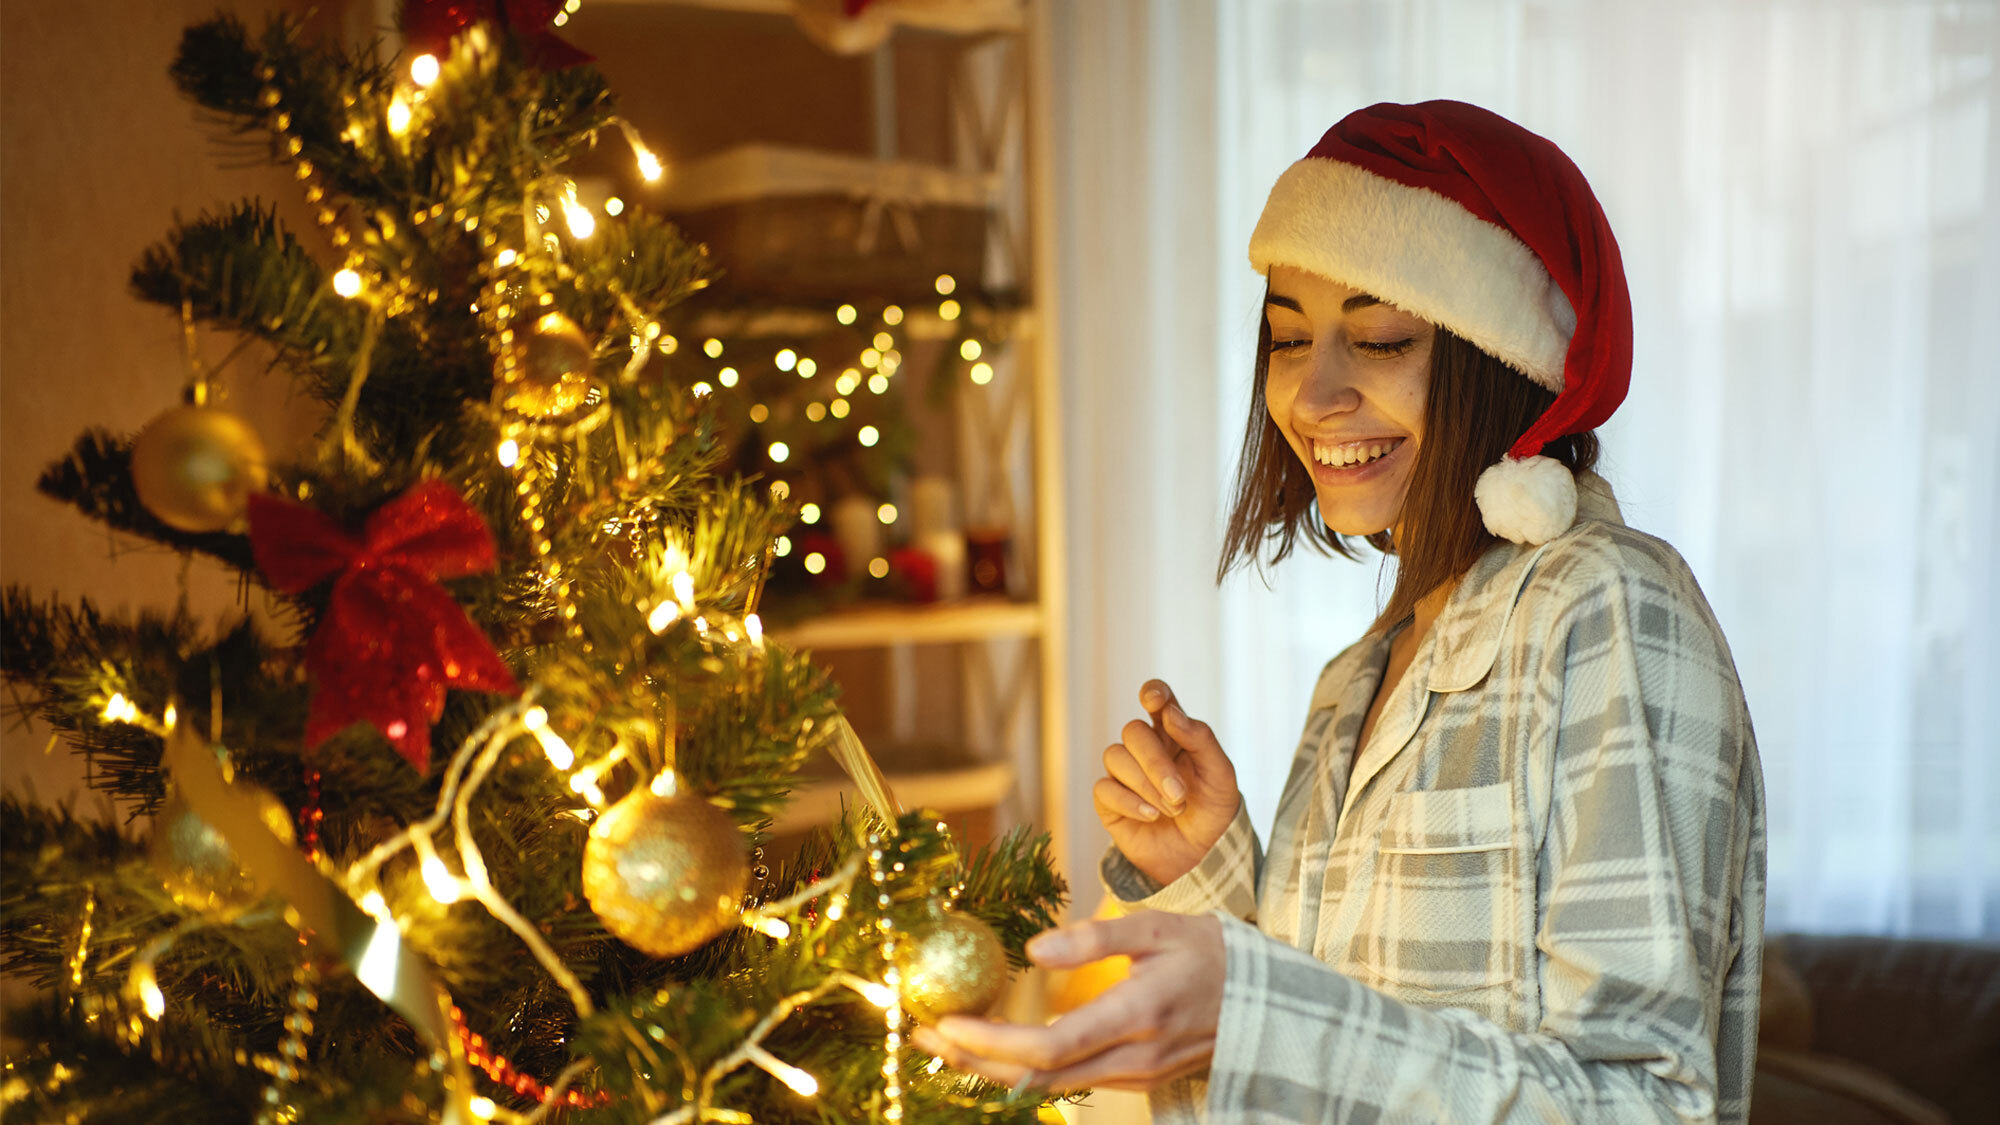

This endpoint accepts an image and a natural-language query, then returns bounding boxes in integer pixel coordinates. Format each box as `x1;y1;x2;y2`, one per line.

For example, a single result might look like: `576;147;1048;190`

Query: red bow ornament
401;0;593;70
249;480;520;772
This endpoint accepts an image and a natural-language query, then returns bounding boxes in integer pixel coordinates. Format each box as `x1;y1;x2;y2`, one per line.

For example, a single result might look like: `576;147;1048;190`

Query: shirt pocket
1342;782;1519;998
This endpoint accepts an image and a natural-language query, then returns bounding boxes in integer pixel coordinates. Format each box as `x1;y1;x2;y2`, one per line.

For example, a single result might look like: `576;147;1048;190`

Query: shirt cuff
1098;800;1260;920
1206;913;1371;1123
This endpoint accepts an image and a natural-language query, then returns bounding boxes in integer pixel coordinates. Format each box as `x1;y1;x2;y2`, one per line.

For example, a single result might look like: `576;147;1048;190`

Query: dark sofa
1751;933;2000;1125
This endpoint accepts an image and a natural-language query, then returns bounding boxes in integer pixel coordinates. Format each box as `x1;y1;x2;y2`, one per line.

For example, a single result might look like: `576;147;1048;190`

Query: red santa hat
1248;100;1632;545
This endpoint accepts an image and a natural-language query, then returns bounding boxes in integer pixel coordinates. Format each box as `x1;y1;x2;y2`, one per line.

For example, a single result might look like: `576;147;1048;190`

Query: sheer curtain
1054;0;2000;944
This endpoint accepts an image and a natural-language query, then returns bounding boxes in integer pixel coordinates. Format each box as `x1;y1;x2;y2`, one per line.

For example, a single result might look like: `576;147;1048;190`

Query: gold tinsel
582;786;748;958
896;909;1009;1024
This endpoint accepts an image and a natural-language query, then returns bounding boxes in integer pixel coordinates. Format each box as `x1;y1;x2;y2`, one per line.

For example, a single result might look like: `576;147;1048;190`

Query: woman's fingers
1159;700;1236;792
1093;774;1160;824
1120;718;1187;814
1102;741;1169;812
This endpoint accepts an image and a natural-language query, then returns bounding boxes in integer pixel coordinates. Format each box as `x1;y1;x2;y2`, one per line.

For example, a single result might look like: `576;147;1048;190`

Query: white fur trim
1474;456;1578;544
1249;159;1573;392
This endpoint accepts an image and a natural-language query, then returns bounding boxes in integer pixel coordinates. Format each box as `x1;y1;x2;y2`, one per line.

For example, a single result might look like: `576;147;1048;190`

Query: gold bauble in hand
582;785;748;958
498;310;598;420
129;404;269;533
896;909;1009;1023
149;783;296;912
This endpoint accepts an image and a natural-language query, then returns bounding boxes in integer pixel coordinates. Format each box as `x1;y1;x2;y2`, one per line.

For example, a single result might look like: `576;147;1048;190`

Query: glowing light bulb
836;370;861;395
718;367;739;388
409;54;440;87
648;600;680;633
420;855;461;904
861;348;881;368
970;362;994;385
836;304;858;325
673;570;696;610
749;403;769;424
830;398;850;418
873;332;895;351
386;94;413;136
496;439;519;467
796;357;817;378
469;1096;497;1120
703;338;724;358
805;402;826;421
560;190;595;238
883;305;904;326
136;965;166;1019
746;612;764;649
495;248;517;268
635;147;664;182
775;348;797;371
868;557;890;579
799;502;821;524
868;374;889;395
858;425;880;447
803;552;826;575
935;274;957;295
333;268;363;298
359;890;390;919
692;381;713;397
960;339;983;361
939;299;961;321
774;535;792;557
752;1048;819;1097
748;914;789;939
604;196;624;216
768;441;790;463
770;479;790;500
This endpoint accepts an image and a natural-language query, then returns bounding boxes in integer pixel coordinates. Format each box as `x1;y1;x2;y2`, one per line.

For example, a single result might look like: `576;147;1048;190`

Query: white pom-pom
1475;456;1578;545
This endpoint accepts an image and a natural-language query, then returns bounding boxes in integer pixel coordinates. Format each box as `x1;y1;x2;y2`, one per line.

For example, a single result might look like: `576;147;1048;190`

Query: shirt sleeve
1203;557;1764;1124
1099;799;1262;921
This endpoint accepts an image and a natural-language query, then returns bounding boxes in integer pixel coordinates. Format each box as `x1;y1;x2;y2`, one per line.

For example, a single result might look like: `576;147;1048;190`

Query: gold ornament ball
149;783;296;912
582;787;748;958
500;311;598;419
130;405;269;533
896;910;1009;1024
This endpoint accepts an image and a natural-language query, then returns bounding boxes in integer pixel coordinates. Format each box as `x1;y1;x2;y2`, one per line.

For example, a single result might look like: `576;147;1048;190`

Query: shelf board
608;0;1025;36
771;595;1041;650
768;761;1015;835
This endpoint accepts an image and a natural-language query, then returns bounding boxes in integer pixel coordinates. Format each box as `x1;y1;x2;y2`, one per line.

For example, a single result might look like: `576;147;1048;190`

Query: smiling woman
918;99;1766;1125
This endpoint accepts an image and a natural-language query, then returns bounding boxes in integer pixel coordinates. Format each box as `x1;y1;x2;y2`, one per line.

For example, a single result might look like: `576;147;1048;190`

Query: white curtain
1054;0;2000;947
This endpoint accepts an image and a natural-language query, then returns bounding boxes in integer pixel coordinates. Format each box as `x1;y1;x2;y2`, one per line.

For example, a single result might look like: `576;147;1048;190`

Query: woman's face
1262;265;1434;538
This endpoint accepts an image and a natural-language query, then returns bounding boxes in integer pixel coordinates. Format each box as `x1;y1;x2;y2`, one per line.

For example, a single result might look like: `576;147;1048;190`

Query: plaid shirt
1104;479;1766;1123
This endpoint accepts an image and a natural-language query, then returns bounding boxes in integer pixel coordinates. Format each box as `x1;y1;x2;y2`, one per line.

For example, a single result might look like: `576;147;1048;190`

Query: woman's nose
1295;352;1362;416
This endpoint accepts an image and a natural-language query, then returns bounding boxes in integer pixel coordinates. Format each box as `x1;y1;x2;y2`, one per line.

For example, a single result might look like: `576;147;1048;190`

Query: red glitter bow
249;480;520;773
401;0;593;70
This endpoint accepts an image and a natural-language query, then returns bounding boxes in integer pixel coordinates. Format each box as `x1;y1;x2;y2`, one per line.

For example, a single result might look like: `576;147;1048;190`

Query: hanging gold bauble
582;785;748;958
129;404;269;533
498;310;599;420
149;783;296;912
896;909;1009;1024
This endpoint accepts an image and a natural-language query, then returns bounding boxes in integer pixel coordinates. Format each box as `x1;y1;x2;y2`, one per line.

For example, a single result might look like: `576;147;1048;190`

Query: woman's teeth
1312;439;1399;467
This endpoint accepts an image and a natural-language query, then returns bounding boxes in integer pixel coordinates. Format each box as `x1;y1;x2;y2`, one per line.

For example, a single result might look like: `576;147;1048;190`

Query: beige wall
1;0;331;801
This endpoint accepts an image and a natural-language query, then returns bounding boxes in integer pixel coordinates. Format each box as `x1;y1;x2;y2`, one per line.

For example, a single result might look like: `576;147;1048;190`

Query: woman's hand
1095;680;1240;887
910;911;1224;1092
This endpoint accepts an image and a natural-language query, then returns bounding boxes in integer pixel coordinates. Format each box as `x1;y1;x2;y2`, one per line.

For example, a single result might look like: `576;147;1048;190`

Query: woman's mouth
1305;436;1407;482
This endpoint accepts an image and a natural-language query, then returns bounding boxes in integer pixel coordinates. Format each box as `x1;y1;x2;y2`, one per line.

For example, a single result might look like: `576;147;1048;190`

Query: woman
912;101;1767;1124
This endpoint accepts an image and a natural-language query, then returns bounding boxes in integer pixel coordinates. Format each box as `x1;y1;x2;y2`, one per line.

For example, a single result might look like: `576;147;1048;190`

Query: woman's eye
1354;338;1415;356
1269;338;1310;354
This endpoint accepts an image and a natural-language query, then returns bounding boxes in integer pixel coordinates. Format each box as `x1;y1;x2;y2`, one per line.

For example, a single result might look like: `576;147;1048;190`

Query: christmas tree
0;6;1065;1121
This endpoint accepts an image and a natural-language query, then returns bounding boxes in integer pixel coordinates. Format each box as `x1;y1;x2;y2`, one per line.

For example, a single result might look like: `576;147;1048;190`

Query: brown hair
1217;293;1599;632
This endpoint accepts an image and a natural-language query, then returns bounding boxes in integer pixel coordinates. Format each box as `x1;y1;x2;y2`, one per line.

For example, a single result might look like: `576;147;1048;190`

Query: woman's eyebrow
1264;293;1384;313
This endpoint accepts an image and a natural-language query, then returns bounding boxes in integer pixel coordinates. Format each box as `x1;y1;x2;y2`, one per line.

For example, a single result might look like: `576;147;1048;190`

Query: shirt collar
1428;472;1623;693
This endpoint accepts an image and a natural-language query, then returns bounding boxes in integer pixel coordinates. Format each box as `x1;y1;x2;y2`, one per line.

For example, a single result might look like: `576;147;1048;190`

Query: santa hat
1248;100;1631;545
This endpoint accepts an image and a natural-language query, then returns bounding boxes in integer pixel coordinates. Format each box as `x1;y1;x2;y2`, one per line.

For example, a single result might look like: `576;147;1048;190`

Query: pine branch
33;431;259;574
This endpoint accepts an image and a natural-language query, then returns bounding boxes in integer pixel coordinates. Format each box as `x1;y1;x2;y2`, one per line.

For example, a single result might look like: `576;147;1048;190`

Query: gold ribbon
161;723;475;1123
824;714;902;829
